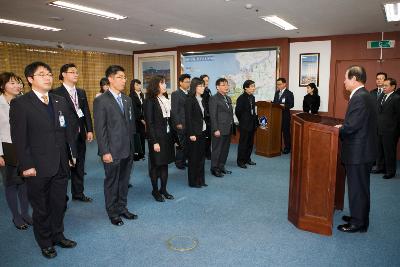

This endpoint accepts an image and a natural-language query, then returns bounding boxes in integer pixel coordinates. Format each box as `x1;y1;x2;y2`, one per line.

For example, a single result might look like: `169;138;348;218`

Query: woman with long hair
143;75;175;202
0;72;32;230
302;82;320;114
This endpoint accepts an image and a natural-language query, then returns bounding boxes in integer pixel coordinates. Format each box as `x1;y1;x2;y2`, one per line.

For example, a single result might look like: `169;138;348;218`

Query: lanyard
68;90;79;110
157;96;170;118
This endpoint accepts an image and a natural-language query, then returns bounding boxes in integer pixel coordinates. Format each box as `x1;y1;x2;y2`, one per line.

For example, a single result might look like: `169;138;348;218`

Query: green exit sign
367;40;395;49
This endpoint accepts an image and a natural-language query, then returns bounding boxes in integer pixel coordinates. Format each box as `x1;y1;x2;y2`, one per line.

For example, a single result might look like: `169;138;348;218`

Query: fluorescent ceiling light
384;2;400;22
47;1;127;20
164;28;205;38
0;18;62;31
104;37;146;45
259;15;297;30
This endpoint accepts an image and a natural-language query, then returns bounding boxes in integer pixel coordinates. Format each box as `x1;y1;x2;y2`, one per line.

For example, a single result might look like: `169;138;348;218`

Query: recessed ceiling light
104;37;146;45
0;18;62;31
47;1;127;20
383;2;400;22
259;15;297;30
164;28;205;38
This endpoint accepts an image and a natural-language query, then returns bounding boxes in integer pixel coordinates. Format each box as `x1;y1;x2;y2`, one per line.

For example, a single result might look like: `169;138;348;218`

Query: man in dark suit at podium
272;78;294;154
335;65;377;233
235;80;258;168
373;78;400;179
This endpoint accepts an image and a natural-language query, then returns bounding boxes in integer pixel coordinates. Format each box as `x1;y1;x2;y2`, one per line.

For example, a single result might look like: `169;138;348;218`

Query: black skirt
148;131;175;166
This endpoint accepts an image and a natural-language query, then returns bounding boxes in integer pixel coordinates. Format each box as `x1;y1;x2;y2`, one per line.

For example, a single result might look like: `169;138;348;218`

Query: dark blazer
185;95;205;136
52;85;93;140
340;87;377;164
302;94;320;114
129;91;145;122
171;89;188;131
377;92;400;135
272;88;294;119
209;92;234;135
370;87;384;101
9;91;77;177
235;92;258;131
93;90;136;160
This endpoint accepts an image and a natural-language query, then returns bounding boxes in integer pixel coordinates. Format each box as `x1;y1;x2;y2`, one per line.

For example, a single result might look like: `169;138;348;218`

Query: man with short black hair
335;65;377;233
372;78;400;179
272;77;294;154
171;73;191;169
94;65;138;226
235;80;258;168
209;78;234;177
52;63;93;202
10;61;78;258
370;72;387;101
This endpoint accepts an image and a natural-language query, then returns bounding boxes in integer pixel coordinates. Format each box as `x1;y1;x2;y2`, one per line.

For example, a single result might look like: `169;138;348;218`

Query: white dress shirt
0;94;12;156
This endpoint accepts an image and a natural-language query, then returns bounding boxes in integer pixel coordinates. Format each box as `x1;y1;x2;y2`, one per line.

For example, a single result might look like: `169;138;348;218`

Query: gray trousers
211;134;231;171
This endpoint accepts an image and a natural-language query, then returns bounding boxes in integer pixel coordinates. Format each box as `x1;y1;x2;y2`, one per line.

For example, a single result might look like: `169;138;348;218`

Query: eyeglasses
115;76;127;80
66;71;79;75
33;73;53;78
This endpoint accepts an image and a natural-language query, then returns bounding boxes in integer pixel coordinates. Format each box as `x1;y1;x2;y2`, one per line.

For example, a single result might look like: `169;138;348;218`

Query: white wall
289;41;331;112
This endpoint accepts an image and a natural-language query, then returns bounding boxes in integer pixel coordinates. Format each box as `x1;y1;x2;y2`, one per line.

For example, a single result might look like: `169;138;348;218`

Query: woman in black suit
129;79;145;160
144;75;175;202
302;83;320;114
185;77;207;188
0;72;32;230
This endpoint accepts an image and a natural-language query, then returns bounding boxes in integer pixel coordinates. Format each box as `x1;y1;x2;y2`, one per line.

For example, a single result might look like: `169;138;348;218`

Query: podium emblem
259;116;268;129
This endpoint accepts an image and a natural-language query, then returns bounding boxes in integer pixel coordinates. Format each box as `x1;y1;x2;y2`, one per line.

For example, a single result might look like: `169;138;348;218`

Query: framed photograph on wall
299;53;320;87
135;52;176;93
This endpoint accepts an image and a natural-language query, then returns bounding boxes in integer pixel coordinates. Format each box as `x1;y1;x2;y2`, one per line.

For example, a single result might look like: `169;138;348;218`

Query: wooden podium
255;101;283;157
288;113;346;236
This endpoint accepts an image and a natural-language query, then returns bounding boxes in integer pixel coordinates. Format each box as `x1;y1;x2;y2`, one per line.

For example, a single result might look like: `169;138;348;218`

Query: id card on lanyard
59;111;66;127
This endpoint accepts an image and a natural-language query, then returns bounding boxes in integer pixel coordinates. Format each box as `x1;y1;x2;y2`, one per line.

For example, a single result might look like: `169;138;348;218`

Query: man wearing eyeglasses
10;61;78;258
52;63;93;203
93;65;138;226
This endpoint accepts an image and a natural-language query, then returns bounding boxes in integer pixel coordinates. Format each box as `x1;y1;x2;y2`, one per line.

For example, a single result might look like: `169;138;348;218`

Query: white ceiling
0;0;397;54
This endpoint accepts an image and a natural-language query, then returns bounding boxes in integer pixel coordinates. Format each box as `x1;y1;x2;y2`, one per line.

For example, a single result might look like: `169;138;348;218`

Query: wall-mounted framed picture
299;53;320;87
134;51;177;93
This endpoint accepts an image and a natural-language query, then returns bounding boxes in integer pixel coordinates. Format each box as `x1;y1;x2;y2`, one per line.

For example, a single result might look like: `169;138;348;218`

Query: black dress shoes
247;160;256;165
342;215;351;223
110;216;124;226
201;183;208;187
337;223;368;233
72;195;93;202
152;190;165;202
41;247;57;259
160;191;174;200
128;183;133;188
371;168;385;174
383;174;395;179
189;184;202;188
237;163;247;169
282;148;291;154
120;211;138;220
211;169;224;177
221;169;232;174
55;238;77;248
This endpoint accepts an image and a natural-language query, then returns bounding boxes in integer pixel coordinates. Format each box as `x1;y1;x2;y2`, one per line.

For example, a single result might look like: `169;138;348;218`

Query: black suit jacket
93;90;136;160
129;91;145;121
340;87;377;164
235;92;258;131
9;91;77;177
185;95;205;136
144;98;173;145
272;88;294;120
171;89;188;132
377;92;400;135
52;85;93;140
302;94;320;114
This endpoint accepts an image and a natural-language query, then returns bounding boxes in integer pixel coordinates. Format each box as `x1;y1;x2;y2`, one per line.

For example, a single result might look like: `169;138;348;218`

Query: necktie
42;95;49;105
117;95;124;113
377;88;382;98
381;94;387;105
279;91;283;98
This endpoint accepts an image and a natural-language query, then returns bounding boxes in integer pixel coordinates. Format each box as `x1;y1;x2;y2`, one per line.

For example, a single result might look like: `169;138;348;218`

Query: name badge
282;98;286;104
59;111;66;127
77;109;84;118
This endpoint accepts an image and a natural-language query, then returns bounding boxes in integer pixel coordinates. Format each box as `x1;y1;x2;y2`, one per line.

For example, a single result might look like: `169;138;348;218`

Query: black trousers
70;135;86;197
187;133;206;186
345;163;372;227
376;133;397;175
211;134;231;171
237;129;255;164
103;155;133;218
26;162;68;248
175;133;187;167
282;117;291;150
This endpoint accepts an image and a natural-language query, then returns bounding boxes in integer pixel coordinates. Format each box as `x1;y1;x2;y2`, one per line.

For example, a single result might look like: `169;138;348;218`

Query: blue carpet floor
0;142;399;267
